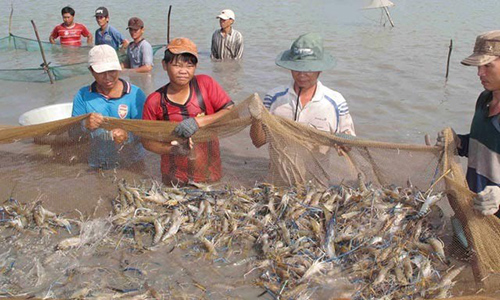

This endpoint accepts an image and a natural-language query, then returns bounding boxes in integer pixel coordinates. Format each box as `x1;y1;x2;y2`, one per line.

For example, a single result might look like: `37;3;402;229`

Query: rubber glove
474;186;500;216
174;118;199;138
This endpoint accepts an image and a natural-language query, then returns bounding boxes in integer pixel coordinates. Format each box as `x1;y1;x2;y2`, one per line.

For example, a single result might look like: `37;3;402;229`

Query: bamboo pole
8;3;13;35
31;20;54;84
167;5;172;43
383;7;395;27
445;39;453;80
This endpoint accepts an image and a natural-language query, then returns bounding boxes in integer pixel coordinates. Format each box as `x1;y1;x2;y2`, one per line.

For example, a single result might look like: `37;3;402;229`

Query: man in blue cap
250;33;355;146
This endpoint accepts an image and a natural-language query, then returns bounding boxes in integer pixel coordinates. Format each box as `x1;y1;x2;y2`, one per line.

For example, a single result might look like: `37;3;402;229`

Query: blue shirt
72;79;146;169
95;25;125;50
126;39;153;68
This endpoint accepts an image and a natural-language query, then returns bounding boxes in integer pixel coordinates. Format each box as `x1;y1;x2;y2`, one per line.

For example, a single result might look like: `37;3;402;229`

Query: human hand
111;128;128;144
248;96;263;120
436;128;460;148
336;129;353;156
170;138;193;156
85;113;104;131
474;186;500;216
174;118;199;138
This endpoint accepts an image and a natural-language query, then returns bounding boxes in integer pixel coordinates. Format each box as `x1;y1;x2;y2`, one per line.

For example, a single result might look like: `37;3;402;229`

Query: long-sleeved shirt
210;28;243;60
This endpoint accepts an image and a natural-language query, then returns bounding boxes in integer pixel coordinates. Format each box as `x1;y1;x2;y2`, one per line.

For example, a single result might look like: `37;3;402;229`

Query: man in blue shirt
71;44;145;169
94;7;129;50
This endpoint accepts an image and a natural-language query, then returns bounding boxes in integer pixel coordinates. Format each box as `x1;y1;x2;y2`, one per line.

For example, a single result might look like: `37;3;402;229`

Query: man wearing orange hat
210;9;243;60
437;30;500;218
142;38;234;184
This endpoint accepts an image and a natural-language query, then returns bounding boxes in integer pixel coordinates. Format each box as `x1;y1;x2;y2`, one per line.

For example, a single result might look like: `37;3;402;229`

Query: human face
163;59;196;87
95;16;109;28
91;68;119;91
477;58;500;92
128;28;144;41
62;13;74;27
219;18;233;30
291;70;321;90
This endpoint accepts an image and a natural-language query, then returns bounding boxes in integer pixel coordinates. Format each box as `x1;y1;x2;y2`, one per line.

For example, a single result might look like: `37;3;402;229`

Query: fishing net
0;94;499;299
0;34;165;82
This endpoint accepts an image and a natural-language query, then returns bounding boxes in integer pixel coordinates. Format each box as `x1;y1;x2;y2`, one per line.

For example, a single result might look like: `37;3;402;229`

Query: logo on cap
293;48;314;56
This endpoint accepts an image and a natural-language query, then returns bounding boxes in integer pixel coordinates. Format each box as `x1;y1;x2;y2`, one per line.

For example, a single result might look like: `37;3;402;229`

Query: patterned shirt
210;28;243;60
50;23;90;46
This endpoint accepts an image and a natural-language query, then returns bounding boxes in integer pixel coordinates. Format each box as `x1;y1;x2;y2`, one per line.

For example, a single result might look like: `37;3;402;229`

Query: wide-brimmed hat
88;45;122;73
275;33;336;72
462;30;500;66
166;37;198;58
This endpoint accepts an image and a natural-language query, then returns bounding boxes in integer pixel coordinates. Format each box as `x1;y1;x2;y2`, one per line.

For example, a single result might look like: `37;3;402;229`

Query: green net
0;34;165;82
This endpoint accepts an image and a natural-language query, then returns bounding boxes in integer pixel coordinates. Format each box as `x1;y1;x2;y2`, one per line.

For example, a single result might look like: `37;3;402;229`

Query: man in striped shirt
210;9;243;60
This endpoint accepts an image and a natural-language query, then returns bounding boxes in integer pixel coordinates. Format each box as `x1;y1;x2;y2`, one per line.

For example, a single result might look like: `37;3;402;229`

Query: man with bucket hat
250;33;355;147
71;44;146;170
437;30;500;218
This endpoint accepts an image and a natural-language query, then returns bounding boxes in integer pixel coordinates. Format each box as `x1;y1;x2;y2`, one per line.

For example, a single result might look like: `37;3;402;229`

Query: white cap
88;44;122;73
217;9;235;21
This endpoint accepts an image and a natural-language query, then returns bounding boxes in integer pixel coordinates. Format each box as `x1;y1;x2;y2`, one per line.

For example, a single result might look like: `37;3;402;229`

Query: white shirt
263;80;355;135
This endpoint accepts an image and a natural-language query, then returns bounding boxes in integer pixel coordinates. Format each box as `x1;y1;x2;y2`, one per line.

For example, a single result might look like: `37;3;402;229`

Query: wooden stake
31;20;54;84
167;5;172;43
8;3;13;35
445;39;453;80
383;7;395;27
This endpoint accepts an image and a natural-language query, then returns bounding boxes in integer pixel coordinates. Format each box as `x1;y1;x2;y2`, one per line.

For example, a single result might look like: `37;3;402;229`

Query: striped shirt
210;28;244;60
263;81;355;135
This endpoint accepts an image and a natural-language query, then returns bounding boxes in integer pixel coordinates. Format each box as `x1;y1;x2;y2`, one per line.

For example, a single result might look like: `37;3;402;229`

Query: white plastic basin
18;103;73;126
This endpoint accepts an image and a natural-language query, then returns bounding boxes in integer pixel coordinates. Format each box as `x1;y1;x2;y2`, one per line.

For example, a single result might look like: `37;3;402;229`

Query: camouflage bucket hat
275;33;336;72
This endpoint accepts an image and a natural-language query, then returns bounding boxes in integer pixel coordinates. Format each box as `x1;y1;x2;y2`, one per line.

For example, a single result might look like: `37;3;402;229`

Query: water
0;0;498;143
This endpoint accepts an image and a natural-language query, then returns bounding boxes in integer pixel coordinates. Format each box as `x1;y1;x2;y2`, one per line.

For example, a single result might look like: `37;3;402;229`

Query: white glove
248;96;263;120
474;186;500;216
436;128;460;148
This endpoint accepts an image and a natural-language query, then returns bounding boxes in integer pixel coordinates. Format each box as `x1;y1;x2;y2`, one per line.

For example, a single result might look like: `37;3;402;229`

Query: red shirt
143;74;233;183
50;23;90;46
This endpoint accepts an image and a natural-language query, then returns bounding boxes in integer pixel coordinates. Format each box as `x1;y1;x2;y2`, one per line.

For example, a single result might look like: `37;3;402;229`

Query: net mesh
0;94;499;299
0;34;165;82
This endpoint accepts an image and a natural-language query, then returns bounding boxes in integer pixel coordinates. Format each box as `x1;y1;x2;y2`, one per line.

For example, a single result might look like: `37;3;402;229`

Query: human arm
210;31;219;60
49;27;58;44
248;95;267;148
122;39;130;49
87;33;93;45
436;129;468;156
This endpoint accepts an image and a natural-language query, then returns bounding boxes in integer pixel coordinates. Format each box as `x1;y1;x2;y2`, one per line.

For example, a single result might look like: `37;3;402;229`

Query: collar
100;24;109;34
89;78;131;99
287;80;324;103
62;22;76;29
131;38;144;48
219;28;233;36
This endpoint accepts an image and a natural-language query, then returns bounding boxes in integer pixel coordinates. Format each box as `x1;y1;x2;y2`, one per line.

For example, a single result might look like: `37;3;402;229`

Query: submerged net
0;94;499;299
0;34;165;82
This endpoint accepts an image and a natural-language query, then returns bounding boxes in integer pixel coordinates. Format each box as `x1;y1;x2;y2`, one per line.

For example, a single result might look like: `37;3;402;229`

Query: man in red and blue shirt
142;38;233;184
49;6;92;47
